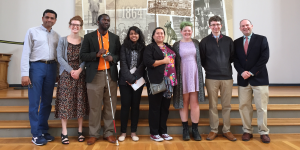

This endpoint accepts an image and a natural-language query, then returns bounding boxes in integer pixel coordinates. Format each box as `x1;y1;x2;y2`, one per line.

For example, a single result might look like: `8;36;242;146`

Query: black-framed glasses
210;24;221;27
70;24;81;27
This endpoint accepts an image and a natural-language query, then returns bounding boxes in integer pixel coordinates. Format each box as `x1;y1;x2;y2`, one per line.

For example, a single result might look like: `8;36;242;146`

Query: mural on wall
116;0;156;45
77;0;229;45
194;0;227;40
172;16;195;40
153;0;194;45
147;0;192;17
82;0;106;30
82;0;116;34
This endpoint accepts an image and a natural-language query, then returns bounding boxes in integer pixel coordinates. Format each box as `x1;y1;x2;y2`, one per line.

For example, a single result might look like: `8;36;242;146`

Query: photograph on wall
116;0;156;45
82;0;106;30
147;0;193;17
106;0;116;33
157;15;194;45
194;0;227;40
172;16;195;40
157;16;176;45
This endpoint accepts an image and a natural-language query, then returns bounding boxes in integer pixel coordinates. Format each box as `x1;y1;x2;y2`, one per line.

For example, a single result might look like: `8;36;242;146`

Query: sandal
61;133;69;144
78;132;85;142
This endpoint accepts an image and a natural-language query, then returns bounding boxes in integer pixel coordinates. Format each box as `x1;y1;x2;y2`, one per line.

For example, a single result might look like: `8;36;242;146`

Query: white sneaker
160;134;173;141
150;134;164;142
118;135;126;142
131;135;139;141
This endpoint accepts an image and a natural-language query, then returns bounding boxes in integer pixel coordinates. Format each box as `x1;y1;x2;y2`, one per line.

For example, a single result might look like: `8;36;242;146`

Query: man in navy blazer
234;19;270;143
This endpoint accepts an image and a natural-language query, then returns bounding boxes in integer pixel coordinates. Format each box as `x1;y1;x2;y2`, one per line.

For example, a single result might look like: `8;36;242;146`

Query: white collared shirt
21;25;60;76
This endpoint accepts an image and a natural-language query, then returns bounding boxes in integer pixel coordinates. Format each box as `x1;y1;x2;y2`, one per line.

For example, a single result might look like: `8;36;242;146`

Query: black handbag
146;68;167;95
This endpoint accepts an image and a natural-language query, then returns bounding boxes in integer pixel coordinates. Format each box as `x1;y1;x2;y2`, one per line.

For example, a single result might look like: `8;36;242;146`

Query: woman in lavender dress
173;22;205;141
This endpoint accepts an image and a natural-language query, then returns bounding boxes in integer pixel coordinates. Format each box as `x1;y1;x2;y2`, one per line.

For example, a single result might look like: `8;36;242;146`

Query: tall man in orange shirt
80;14;121;145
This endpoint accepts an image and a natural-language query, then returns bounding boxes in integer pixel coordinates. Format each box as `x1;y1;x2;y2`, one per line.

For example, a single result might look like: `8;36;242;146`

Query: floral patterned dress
55;43;89;119
159;45;177;98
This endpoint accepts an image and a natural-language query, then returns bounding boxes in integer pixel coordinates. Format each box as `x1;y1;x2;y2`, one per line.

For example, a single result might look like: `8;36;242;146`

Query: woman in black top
118;26;146;142
143;27;177;142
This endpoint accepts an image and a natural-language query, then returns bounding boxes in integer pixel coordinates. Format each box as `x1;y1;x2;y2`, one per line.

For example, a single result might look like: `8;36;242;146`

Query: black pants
119;84;143;133
146;83;171;135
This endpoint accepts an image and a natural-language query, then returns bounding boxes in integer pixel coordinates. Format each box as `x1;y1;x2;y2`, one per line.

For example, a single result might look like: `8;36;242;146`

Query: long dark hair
151;27;165;43
123;26;145;51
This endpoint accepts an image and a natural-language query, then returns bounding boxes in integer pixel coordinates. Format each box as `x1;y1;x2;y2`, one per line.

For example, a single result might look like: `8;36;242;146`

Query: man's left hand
104;55;113;62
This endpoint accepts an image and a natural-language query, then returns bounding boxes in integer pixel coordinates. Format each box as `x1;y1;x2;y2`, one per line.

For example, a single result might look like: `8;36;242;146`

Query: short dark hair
209;15;222;26
240;19;252;26
151;27;165;43
98;14;109;22
123;26;145;51
43;9;57;18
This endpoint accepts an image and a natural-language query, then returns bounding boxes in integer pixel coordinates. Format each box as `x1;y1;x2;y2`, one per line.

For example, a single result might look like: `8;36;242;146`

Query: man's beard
100;24;110;31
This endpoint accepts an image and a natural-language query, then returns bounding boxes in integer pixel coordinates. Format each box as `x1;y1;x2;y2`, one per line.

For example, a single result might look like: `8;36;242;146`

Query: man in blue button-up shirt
20;9;60;146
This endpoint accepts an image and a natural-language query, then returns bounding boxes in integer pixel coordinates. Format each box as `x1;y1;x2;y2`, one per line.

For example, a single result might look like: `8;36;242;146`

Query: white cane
99;31;119;146
103;53;119;146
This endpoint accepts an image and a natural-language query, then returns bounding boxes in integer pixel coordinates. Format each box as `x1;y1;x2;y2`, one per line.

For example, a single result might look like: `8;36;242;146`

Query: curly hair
69;15;83;26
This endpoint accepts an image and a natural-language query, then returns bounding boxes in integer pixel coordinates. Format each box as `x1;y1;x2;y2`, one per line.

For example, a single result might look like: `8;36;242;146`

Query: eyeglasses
70;24;81;27
210;24;221;27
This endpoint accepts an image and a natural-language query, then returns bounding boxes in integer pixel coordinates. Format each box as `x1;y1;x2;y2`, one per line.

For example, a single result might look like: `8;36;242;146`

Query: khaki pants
87;71;117;138
206;79;233;133
238;84;269;135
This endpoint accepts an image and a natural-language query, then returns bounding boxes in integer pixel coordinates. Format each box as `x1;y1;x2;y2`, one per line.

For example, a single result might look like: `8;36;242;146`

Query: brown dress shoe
206;132;218;140
242;133;253;141
260;134;270;143
87;137;98;145
105;135;116;143
223;132;237;141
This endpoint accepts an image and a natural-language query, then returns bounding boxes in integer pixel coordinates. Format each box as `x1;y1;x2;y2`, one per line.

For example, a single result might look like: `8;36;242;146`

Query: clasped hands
96;48;113;62
70;68;82;80
242;71;252;80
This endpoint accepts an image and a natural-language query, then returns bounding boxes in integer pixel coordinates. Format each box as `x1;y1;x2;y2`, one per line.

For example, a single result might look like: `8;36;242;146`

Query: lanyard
97;29;109;50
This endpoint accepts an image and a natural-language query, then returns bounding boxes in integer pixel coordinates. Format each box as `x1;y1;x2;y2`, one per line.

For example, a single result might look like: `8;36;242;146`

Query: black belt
34;60;56;64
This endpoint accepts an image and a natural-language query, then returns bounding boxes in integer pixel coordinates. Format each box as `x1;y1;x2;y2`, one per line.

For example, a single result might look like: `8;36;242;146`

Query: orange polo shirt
97;30;110;70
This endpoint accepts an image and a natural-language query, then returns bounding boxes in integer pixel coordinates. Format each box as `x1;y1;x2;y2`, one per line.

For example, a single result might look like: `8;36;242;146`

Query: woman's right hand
163;56;170;64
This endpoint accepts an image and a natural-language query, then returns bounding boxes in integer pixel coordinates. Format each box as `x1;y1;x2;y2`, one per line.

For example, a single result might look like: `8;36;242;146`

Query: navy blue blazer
233;33;269;86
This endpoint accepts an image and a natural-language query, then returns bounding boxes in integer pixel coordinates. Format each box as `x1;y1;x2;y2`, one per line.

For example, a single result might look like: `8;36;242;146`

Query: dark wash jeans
28;62;56;137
